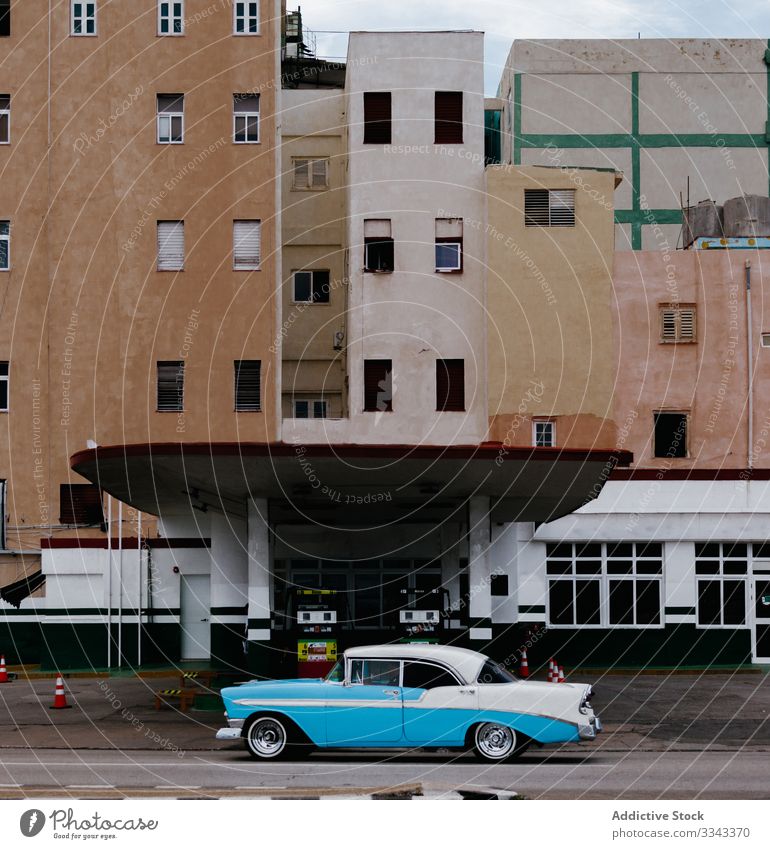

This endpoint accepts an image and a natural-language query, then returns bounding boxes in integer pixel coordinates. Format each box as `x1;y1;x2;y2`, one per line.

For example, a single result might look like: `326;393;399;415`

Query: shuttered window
0;94;9;143
293;158;329;189
363;92;392;144
0;220;9;270
234;360;261;411
0;361;8;411
157;361;184;411
157;93;184;143
660;305;696;343
233;93;260;143
0;0;9;37
59;484;104;526
434;92;463;144
436;359;465;412
71;2;97;35
233;219;261;269
157;220;184;270
524;189;576;227
364;360;393;412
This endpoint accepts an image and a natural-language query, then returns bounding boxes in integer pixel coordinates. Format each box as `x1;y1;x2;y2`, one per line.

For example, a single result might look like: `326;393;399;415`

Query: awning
0;570;45;608
70;442;632;526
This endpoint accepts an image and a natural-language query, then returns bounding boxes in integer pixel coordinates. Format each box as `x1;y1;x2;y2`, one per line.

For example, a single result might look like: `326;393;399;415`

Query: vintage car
217;644;601;762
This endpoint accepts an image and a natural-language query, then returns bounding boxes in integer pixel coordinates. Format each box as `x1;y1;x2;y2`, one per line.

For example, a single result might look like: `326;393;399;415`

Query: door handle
459;687;476;695
383;689;400;698
201;618;210;623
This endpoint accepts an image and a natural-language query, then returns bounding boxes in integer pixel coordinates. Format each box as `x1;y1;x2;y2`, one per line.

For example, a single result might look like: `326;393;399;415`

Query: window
158;1;183;35
0;0;9;37
364;219;394;273
234;360;261;412
435;218;463;272
0;361;8;411
157;220;184;271
695;543;748;628
363;92;391;144
525;189;576;227
157;94;183;143
402;662;459;689
762;333;770;348
490;574;509;597
349;659;400;686
534;420;556;448
436;359;465;412
364;360;393;412
0;221;8;270
294;399;328;419
0;94;9;143
233;1;259;34
661;305;696;343
233;93;260;143
293;270;330;303
71;2;96;35
654;411;688;458
292;157;328;190
233;219;261;270
477;659;516;684
434;91;463;144
59;484;104;526
546;542;664;628
157;361;184;411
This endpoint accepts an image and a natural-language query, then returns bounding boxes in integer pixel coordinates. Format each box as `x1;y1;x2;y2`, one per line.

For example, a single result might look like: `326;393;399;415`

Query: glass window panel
294;272;312;301
607;543;633;558
547;561;572;576
608;580;634;625
575;580;601;625
636;580;662;625
607;560;633;575
576;543;602;558
546;543;573;558
695;561;720;576
723;580;746;626
575;560;602;575
723;562;747;576
548;580;574;626
697;580;721;626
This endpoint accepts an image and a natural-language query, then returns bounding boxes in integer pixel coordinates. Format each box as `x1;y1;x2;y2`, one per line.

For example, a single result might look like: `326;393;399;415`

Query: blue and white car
218;644;601;762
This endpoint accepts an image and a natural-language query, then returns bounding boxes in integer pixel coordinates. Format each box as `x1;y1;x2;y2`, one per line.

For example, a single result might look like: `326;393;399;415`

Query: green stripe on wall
513;73;522;165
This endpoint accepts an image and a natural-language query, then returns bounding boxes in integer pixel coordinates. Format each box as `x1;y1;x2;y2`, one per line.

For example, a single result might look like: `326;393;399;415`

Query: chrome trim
227;717;244;729
578;715;602;740
216;727;242;741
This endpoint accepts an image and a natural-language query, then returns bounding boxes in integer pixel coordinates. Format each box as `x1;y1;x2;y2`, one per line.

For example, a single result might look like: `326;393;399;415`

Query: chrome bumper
216;727;242;741
578;715;602;740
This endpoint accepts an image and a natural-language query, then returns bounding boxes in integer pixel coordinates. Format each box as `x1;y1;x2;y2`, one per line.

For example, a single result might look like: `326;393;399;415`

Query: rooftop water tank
683;200;724;246
723;195;770;238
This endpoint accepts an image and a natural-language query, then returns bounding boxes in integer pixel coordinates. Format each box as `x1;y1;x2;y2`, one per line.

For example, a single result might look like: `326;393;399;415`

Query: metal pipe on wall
746;260;754;470
118;502;123;666
106;497;112;669
137;512;142;667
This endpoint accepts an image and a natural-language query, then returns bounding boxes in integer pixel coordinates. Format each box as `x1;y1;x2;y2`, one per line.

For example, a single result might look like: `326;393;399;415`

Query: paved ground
0;671;767;797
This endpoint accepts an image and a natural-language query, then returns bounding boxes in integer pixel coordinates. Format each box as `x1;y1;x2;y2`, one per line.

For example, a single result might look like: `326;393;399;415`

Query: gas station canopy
70;442;633;526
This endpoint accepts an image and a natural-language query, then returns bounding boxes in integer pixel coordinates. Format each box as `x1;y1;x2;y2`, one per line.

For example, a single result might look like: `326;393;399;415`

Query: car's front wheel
243;716;293;760
472;723;528;763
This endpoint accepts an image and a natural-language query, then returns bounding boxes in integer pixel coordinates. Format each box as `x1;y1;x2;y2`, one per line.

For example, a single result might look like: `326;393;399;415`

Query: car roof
344;644;488;685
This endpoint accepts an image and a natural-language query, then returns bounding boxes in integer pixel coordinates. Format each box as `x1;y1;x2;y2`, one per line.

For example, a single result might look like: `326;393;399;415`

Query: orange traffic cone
0;655;8;684
558;665;566;684
49;675;71;710
519;648;530;679
547;659;555;683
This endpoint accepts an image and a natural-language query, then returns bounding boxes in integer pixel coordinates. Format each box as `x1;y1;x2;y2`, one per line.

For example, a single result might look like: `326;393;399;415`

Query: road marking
67;785;115;789
235;786;288;790
155;785;202;789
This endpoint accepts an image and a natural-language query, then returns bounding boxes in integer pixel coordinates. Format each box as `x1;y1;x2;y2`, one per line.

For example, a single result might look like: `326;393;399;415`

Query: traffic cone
49;675;71;710
519;648;530;679
558;665;566;684
547;658;555;683
0;655;8;684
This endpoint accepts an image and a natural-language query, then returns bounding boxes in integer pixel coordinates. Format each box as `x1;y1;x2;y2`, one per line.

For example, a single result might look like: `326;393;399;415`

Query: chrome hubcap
476;723;514;759
249;719;286;757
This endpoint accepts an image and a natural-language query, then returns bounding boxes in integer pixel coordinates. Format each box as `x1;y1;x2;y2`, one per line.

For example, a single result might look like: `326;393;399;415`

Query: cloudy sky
295;0;770;94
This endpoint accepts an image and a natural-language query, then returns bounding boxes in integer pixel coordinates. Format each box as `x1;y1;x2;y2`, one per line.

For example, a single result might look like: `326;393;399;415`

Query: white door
180;575;211;660
751;574;770;663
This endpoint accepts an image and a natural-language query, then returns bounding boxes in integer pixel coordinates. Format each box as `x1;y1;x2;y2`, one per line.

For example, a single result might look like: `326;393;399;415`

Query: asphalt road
0;747;766;799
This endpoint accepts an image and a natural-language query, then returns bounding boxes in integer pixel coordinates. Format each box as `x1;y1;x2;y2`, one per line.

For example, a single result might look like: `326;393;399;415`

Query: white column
247;498;272;642
490;522;518;624
468;496;493;643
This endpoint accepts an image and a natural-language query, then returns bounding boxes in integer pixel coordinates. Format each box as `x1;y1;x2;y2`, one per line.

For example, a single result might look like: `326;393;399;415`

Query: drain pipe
137;512;142;667
745;260;754;471
118;502;123;666
106;497;112;668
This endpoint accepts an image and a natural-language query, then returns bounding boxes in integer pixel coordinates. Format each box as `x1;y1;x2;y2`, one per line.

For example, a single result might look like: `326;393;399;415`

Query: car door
324;659;404;745
401;661;478;745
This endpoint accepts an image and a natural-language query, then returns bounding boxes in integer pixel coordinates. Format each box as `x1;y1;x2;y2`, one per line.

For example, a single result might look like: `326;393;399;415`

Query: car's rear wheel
472;723;528;763
244;716;293;760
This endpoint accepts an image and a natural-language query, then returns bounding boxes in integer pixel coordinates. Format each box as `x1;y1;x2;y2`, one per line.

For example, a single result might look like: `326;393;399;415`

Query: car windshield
477;659;517;684
325;660;345;683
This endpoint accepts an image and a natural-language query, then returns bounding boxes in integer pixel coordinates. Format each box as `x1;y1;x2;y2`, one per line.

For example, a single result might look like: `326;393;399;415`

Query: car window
477;659;517;684
402;661;459;689
349;659;400;686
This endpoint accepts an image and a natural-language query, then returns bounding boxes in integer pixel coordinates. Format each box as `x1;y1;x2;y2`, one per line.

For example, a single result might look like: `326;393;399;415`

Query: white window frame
293;399;328;419
158;1;184;36
157;95;184;144
435;240;462;272
233;94;260;144
0;220;9;271
233;219;262;270
292;157;329;191
546;543;665;630
0;94;10;144
761;333;770;348
695;544;750;630
233;0;260;35
71;1;97;36
157;220;185;271
0;361;8;412
533;419;556;448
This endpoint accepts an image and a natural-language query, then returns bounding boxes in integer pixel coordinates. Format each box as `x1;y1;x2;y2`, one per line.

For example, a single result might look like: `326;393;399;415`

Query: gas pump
292;589;343;678
397;587;450;643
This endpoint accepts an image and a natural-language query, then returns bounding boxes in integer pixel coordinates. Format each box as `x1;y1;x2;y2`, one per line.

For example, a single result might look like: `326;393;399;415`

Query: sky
294;0;770;94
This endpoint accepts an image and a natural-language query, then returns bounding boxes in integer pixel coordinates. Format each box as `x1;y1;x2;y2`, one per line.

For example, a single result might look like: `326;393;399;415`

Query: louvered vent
525;189;575;227
234;360;261;411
